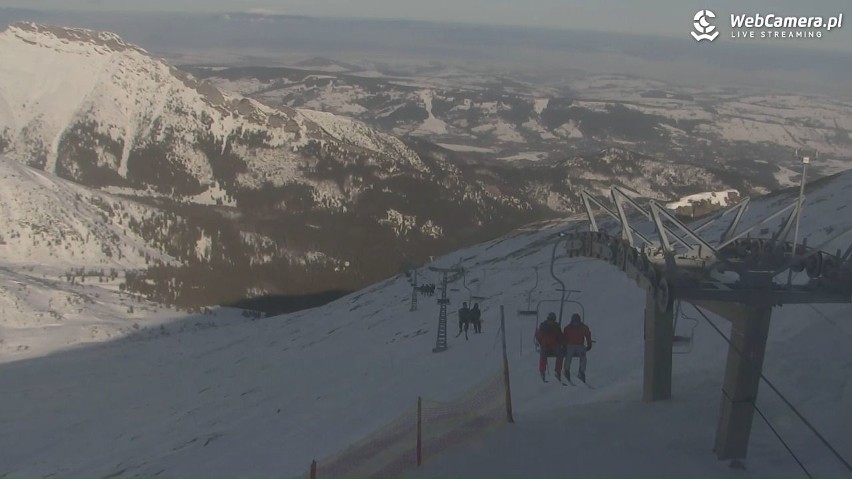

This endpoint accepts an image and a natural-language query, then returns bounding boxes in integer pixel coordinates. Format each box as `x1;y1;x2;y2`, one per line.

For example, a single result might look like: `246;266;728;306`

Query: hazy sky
2;0;850;51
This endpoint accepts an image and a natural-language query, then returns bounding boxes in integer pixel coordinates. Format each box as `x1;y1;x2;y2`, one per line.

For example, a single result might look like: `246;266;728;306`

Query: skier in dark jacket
562;313;592;383
470;303;482;333
534;313;564;381
457;302;471;339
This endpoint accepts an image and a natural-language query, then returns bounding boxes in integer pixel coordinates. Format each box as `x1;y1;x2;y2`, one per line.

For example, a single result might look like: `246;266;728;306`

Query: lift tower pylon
410;269;418;312
429;266;464;353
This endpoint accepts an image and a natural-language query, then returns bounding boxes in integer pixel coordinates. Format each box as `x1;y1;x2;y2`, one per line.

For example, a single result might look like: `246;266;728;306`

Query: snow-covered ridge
9;22;144;55
298;109;423;169
0;22;297;152
0;23;424;192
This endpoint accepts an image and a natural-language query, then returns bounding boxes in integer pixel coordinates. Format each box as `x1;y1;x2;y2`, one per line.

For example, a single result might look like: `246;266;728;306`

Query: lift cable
692;304;852;475
750;391;812;478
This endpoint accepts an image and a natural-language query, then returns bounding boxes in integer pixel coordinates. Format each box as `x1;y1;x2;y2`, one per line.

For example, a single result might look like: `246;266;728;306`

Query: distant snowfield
1;173;852;477
689;94;852;158
472;120;525;144
413;90;450;136
201;64;852;174
499;151;549;162
554;120;583;139
666;189;739;209
301;83;369;116
624;101;714;121
436;143;496;153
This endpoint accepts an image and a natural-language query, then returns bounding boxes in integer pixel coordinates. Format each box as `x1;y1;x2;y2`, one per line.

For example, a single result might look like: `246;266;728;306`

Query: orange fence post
500;306;515;423
416;396;423;466
310;459;317;479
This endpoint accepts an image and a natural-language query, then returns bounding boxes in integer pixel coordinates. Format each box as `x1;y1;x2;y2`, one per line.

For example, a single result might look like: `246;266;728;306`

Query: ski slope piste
2;171;852;477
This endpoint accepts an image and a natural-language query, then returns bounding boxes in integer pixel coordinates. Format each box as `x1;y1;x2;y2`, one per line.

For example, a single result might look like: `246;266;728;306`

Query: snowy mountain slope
0;22;425;195
0;155;173;269
0;264;250;362
0;23;590;306
0;22;758;310
1;171;851;477
0;152;272;354
0;23;524;305
0;154;356;320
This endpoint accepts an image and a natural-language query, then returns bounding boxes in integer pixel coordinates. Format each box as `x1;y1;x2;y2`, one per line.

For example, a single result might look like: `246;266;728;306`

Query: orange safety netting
310;371;508;478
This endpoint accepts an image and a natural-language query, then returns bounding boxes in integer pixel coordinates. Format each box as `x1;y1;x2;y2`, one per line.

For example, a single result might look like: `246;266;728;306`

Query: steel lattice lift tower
429;266;463;352
409;268;418;312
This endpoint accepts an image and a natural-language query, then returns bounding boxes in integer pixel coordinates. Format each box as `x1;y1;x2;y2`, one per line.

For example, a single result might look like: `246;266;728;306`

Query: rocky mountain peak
6;22;144;55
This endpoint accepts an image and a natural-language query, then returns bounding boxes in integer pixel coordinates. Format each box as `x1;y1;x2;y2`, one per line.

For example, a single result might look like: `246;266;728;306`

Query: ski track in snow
1;171;851;477
414;90;450;136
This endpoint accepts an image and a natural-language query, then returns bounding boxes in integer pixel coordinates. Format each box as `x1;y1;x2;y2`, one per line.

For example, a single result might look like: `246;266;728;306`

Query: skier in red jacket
534;313;564;382
562;313;592;383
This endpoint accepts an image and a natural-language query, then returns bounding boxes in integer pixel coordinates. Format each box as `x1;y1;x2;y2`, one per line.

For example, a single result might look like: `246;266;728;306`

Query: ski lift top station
569;154;852;463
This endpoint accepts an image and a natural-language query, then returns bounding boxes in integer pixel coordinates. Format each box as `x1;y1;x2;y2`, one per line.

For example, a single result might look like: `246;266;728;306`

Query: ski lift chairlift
672;300;698;354
532;296;585;352
517;267;540;317
463;269;487;303
535;295;584;326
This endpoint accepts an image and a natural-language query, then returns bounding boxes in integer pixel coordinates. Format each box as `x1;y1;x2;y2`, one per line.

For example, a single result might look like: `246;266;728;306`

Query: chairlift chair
446;273;462;293
455;300;479;339
672;300;698;354
463;268;487;304
532;296;585;353
517;267;539;317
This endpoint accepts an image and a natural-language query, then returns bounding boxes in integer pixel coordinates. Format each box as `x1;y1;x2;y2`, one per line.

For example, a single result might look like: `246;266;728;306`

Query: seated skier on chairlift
470;303;482;333
534;312;564;382
562;313;592;383
457;302;471;339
